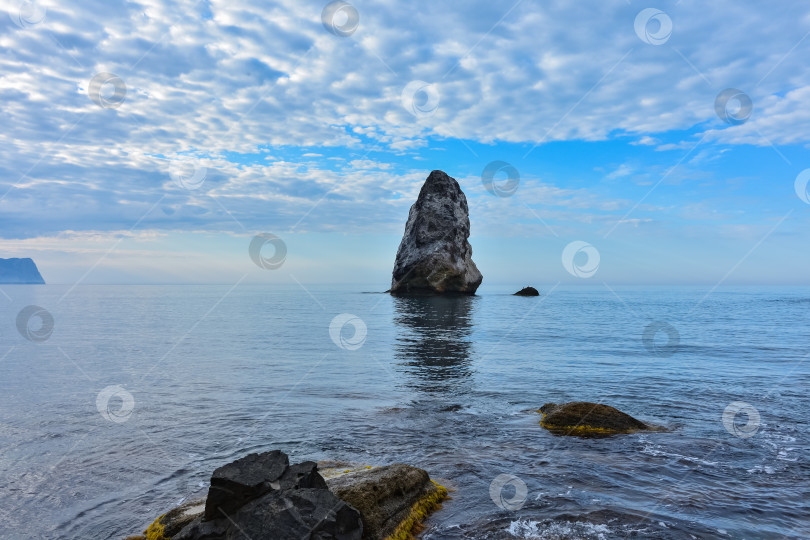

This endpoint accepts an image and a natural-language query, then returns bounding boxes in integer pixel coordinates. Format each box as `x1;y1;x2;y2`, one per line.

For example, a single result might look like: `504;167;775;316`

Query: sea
0;284;808;539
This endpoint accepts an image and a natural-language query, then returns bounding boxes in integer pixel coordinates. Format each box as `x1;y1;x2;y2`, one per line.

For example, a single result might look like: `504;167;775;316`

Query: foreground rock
129;452;447;540
175;488;362;540
0;257;45;284
513;286;540;296
203;449;328;520
389;170;482;295
123;498;204;540
538;402;650;436
325;464;448;540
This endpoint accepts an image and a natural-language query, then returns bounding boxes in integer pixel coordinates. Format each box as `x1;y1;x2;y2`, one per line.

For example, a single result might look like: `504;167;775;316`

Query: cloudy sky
1;0;809;287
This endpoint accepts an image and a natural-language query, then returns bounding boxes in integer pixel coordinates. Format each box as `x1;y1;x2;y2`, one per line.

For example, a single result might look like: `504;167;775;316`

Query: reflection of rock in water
393;295;476;393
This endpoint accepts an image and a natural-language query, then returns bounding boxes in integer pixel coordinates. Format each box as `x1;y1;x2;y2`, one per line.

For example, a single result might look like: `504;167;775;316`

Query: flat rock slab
538;402;650;436
326;464;448;540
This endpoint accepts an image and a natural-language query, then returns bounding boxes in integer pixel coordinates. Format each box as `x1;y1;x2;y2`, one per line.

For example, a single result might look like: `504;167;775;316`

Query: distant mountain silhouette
0;258;45;284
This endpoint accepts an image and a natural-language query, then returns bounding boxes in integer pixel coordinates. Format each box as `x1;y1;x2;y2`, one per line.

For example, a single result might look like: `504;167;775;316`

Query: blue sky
1;0;809;287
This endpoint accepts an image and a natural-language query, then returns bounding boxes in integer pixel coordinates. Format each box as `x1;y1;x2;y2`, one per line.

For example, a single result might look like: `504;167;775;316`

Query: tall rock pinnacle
389;170;483;295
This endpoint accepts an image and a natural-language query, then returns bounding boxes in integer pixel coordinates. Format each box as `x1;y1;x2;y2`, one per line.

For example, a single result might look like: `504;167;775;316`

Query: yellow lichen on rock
144;514;166;540
537;402;651;437
539;414;624;435
384;480;449;540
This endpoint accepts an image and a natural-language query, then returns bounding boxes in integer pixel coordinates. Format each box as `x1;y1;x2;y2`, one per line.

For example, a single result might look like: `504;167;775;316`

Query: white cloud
0;0;808;242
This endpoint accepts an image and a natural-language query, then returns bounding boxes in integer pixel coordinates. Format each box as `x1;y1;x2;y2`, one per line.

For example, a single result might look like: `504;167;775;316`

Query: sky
1;0;809;288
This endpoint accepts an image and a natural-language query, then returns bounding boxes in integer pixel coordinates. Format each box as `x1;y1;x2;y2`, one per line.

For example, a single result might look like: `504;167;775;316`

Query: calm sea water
0;284;808;539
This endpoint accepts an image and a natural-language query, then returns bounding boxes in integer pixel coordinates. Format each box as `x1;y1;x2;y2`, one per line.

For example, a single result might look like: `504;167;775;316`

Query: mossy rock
131;458;448;540
325;464;448;540
538;402;650;437
141;498;205;540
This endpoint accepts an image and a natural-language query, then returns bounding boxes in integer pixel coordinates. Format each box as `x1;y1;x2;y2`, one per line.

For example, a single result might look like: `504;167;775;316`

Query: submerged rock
513;286;540;296
538;402;649;436
389;170;482;295
0;257;45;284
325;464;448;540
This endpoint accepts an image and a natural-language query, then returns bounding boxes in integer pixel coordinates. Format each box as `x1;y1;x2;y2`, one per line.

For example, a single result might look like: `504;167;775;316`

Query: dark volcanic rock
514;286;540;296
0;258;45;284
172;451;363;540
390;170;482;295
278;461;328;490
204;450;289;520
138;453;447;540
176;489;362;540
538;402;649;436
325;464;448;540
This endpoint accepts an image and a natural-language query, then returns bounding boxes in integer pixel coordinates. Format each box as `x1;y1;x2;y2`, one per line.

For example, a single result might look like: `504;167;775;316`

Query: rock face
175;489;362;540
325;464;448;540
0;258;45;284
133;452;448;540
513;286;540;296
134;498;205;540
538;402;650;437
169;451;362;540
390;170;482;295
204;449;290;520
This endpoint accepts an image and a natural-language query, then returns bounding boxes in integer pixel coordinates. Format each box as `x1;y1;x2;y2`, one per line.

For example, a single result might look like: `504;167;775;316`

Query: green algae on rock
538;402;650;437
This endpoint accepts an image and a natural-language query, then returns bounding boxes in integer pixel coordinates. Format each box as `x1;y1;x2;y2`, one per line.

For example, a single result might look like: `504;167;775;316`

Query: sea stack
0;258;45;284
390;170;483;295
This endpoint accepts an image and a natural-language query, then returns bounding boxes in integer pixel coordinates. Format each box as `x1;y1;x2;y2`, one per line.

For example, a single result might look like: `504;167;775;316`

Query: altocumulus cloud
1;0;809;239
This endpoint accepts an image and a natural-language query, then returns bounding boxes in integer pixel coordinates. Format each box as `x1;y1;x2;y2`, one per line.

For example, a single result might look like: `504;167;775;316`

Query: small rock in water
389;170;483;295
514;286;540;296
538;402;650;436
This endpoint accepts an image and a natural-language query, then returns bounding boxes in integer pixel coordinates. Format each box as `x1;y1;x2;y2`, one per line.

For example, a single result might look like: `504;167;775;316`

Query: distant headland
0;258;45;284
